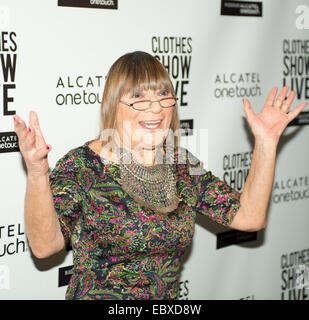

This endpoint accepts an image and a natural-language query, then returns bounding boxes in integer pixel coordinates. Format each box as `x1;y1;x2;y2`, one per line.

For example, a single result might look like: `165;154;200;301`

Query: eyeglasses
120;97;178;111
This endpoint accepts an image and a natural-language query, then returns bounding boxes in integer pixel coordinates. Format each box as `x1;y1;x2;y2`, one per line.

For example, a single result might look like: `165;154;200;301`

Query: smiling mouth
139;120;162;129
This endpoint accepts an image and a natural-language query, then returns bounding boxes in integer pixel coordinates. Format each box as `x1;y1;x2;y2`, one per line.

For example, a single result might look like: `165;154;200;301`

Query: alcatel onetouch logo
58;0;118;10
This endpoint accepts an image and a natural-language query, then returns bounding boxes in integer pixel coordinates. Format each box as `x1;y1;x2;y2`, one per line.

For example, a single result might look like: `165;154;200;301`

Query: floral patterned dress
49;140;241;300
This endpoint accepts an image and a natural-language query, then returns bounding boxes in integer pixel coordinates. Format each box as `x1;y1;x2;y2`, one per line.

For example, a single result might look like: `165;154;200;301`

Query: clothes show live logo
283;39;309;126
281;248;309;300
0;29;19;153
217;150;257;250
58;0;118;9
222;151;252;192
151;36;192;108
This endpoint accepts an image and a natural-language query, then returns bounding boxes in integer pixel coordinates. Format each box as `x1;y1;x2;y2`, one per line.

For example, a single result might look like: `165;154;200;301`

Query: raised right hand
13;111;51;176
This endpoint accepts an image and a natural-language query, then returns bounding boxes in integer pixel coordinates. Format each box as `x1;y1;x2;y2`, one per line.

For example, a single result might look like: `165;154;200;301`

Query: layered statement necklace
114;142;179;214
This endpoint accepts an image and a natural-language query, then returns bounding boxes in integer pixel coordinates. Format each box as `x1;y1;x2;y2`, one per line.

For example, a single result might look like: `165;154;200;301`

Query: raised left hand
243;86;307;144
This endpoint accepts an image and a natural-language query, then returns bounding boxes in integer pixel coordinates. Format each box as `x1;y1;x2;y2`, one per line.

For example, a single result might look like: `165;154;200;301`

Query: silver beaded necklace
115;143;179;214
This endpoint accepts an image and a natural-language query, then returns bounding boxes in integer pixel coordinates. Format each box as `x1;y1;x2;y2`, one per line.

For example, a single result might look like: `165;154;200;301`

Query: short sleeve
185;149;241;227
49;152;83;244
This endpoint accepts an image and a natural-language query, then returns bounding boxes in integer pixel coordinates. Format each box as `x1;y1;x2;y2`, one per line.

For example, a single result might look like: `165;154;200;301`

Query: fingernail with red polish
46;146;50;150
28;127;31;132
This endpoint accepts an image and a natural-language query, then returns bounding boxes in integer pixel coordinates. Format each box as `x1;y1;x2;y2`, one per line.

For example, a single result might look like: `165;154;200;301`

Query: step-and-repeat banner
0;0;308;300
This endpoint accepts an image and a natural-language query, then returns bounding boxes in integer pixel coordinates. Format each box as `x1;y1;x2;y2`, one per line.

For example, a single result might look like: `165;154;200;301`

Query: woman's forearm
239;139;277;229
25;174;65;258
233;87;307;231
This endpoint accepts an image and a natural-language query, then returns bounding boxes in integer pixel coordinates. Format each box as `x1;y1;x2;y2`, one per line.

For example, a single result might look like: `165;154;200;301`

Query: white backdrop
0;0;308;300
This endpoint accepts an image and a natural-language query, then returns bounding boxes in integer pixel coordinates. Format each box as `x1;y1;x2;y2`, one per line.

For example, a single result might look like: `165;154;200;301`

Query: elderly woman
13;51;306;300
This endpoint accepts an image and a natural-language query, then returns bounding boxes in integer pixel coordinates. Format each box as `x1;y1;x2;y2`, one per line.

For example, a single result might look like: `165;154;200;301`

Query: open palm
13;111;51;176
243;86;307;143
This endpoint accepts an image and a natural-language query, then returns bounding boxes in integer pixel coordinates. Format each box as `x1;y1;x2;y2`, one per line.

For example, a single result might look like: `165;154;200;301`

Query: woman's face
116;88;174;151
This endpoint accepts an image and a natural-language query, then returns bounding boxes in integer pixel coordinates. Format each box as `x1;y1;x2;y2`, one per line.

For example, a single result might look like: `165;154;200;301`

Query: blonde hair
98;51;181;148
